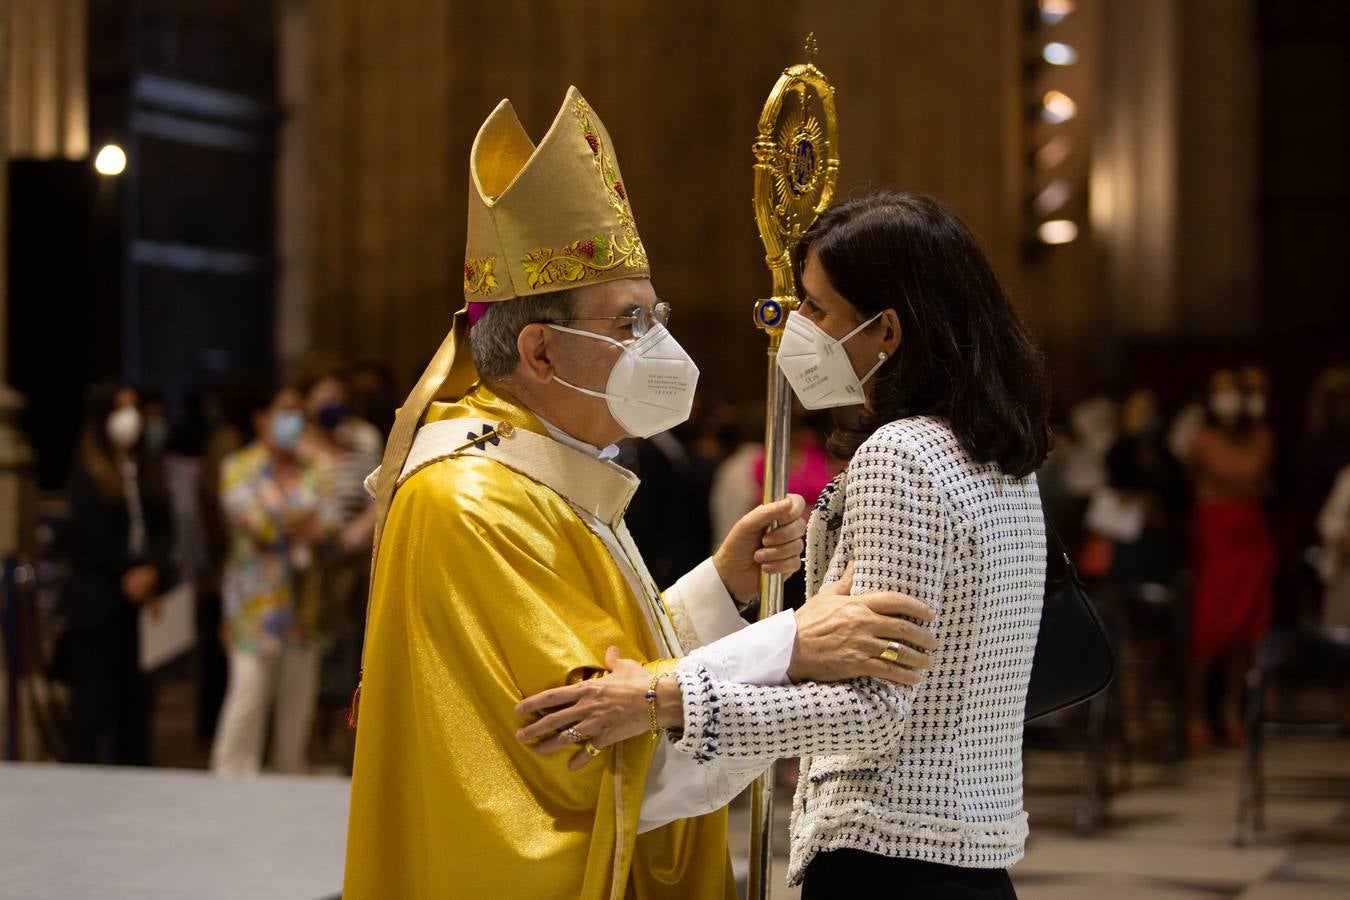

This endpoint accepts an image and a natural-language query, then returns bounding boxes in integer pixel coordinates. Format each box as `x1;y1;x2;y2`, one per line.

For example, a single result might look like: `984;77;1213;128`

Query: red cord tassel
347;675;363;730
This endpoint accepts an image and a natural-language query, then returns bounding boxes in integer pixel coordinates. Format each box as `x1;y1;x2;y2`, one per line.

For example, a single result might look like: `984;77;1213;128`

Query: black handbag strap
1042;514;1085;588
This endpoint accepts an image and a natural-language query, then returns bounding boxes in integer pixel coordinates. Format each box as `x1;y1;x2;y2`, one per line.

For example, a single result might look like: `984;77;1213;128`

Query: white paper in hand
139;582;196;671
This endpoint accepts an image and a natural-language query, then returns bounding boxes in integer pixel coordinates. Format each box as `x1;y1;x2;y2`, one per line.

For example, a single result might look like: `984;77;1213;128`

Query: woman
518;191;1050;898
1099;389;1185;586
210;385;339;775
1318;464;1350;629
1185;368;1275;746
296;361;382;552
61;384;174;764
1292;366;1350;550
296;359;383;762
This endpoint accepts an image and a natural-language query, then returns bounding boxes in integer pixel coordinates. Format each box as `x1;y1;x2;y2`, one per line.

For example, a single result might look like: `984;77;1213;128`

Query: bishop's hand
712;493;807;602
787;561;937;685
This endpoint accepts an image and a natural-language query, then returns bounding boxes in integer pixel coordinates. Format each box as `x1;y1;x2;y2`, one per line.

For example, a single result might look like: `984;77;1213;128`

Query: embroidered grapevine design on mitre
574;98;640;234
463;256;499;295
519;99;648;290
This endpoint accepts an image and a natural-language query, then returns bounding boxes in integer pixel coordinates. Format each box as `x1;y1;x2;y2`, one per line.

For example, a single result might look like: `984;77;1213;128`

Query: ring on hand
582;741;603;758
564;726;590;744
879;641;902;664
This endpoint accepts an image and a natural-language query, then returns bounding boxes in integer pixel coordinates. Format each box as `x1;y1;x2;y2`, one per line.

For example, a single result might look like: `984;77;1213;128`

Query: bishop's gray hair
468;289;578;379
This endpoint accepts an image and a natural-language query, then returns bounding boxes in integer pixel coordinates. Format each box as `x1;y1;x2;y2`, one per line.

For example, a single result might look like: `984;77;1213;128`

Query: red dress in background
1187;426;1275;662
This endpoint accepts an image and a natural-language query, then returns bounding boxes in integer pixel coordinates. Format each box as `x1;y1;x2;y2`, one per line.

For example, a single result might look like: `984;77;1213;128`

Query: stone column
1093;0;1257;338
0;0;36;557
1093;0;1181;337
0;0;41;762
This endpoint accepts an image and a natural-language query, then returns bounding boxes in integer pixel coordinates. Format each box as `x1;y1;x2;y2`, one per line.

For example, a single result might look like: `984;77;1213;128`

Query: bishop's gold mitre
462;85;649;302
368;87;649;560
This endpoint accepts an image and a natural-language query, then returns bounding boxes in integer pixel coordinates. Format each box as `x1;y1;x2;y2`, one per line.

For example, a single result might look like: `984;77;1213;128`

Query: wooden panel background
302;0;1028;400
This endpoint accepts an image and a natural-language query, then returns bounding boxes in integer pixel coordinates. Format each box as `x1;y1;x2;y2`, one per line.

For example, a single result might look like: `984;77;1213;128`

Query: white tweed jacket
671;416;1045;882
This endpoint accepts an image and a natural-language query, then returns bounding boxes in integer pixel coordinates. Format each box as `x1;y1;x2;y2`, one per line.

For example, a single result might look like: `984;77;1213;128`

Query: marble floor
727;739;1350;900
151;677;1349;899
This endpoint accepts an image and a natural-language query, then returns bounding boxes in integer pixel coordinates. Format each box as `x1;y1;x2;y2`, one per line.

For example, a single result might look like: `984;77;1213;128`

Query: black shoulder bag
1024;520;1116;722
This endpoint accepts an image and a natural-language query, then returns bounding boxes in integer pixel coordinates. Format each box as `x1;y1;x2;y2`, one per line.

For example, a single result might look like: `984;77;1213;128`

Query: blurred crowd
1040;364;1350;748
46;358;1350;772
55;355;397;771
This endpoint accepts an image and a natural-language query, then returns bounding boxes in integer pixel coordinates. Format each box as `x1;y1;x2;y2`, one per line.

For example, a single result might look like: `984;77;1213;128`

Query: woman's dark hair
794;191;1050;477
75;382;166;504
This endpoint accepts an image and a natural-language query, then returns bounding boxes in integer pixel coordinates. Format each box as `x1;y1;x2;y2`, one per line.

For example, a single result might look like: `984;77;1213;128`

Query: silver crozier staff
746;33;839;900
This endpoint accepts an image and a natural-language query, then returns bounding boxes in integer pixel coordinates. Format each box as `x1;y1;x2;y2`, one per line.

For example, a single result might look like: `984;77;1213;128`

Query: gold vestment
343;383;735;900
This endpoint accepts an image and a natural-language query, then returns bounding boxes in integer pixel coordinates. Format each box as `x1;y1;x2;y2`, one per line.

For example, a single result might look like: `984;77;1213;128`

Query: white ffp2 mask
106;406;143;450
550;323;700;439
1210;390;1243;424
775;311;887;410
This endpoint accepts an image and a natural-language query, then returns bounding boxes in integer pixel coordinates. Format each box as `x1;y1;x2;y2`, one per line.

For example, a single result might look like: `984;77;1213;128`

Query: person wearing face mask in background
294;358;382;569
209;385;340;776
343;90;936;900
1063;394;1122;579
193;381;261;746
1241;366;1271;428
1292;367;1350;551
59;384;175;765
140;391;171;457
1099;389;1186;587
298;354;385;460
294;356;384;764
1184;368;1275;748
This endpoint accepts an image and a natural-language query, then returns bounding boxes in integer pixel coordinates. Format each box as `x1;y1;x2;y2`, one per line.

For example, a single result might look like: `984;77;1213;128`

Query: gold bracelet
646;672;672;739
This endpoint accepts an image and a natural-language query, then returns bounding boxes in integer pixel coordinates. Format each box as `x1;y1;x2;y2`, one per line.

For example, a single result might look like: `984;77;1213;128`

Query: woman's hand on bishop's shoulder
515;647;674;772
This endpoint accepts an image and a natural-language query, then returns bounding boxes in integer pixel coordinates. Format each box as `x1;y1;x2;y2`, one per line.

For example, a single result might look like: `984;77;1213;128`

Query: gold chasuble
343;88;735;900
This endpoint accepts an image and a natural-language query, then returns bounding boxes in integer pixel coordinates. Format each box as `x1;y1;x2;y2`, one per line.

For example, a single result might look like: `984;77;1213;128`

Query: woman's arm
669;667;912;762
514;569;935;763
1318;466;1350;552
142;484;178;594
669;434;949;764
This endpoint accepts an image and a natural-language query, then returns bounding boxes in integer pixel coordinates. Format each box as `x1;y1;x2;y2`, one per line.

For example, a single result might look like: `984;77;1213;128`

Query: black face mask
317;401;348;431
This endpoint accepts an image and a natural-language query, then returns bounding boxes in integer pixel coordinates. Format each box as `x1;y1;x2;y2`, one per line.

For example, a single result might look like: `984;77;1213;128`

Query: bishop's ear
514;323;555;384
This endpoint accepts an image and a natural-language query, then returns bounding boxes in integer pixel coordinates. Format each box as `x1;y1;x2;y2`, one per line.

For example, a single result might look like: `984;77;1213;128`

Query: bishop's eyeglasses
544;301;672;339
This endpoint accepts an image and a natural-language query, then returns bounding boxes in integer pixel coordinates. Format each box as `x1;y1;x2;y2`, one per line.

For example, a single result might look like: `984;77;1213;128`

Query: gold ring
564;727;589;744
583;741;603;758
879;641;902;664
